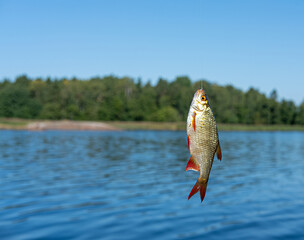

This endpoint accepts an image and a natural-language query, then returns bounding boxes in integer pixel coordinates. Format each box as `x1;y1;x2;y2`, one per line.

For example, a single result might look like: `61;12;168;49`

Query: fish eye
201;96;206;101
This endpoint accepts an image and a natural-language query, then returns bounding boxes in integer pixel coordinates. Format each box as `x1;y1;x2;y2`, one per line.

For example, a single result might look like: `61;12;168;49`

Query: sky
0;0;303;104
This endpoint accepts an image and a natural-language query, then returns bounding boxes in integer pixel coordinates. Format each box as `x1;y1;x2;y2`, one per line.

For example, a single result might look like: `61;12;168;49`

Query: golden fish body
186;89;222;202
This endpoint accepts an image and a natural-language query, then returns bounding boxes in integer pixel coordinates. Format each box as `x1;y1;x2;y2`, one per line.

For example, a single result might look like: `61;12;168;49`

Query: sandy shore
27;120;120;131
0;119;120;131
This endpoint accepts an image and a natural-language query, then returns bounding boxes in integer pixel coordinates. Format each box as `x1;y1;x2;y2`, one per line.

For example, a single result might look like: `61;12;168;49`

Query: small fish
186;89;222;202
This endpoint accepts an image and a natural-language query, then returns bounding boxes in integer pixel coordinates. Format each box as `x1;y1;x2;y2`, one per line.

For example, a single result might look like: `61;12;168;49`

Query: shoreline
1;118;304;131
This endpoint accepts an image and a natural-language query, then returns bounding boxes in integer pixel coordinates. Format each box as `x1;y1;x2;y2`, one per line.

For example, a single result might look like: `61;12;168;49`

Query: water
0;130;304;240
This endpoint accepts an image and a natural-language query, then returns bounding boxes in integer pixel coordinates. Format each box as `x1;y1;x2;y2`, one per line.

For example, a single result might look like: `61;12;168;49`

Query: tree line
0;75;303;125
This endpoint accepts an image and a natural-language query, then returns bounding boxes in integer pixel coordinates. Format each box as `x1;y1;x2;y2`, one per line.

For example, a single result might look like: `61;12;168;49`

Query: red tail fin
188;179;208;202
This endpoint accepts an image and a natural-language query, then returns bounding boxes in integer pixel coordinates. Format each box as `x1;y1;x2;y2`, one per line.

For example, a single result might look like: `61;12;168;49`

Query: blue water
0;130;304;240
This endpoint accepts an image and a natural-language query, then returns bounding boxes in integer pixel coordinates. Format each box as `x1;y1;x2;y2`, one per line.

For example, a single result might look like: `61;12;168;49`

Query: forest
0;75;303;125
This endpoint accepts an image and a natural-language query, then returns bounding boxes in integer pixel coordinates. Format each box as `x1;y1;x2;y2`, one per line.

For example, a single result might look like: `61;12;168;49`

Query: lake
0;130;304;240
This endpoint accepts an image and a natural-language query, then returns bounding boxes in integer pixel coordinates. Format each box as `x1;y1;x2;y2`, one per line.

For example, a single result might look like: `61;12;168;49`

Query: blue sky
0;0;303;104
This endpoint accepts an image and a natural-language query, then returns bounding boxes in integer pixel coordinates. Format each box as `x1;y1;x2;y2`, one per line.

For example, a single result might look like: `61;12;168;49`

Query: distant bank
1;118;304;131
0;119;119;131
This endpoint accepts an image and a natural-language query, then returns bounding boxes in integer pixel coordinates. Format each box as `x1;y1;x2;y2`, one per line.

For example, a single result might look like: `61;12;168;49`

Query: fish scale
186;89;222;203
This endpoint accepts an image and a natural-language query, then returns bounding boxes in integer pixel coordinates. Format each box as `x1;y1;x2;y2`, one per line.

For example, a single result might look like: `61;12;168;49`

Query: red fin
188;181;200;200
200;183;207;202
188;179;208;202
187;135;190;151
216;142;222;161
192;112;196;131
186;156;199;172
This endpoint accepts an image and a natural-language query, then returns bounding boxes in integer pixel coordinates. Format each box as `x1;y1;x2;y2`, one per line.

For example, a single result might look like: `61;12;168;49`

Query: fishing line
200;1;204;90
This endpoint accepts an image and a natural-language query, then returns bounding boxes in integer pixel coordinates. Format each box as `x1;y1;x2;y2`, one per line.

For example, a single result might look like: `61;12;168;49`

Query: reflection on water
0;130;304;239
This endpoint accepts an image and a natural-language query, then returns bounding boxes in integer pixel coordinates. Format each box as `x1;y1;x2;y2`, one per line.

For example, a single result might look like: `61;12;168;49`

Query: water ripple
0;130;304;239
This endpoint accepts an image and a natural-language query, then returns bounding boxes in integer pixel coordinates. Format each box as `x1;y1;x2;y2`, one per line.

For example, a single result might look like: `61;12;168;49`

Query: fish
186;88;222;202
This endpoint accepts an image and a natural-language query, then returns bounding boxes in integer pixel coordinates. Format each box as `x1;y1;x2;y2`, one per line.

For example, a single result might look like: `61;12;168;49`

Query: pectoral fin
216;141;222;161
192;112;196;131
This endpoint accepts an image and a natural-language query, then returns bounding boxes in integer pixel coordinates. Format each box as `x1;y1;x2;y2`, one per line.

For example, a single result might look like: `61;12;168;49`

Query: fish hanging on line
186;88;222;203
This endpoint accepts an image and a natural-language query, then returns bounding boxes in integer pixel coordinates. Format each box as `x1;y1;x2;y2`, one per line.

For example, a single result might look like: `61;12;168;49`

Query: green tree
0;84;31;118
269;90;281;124
39;103;62;119
151;106;180;122
280;100;297;124
0;75;301;125
168;76;192;120
296;101;304;125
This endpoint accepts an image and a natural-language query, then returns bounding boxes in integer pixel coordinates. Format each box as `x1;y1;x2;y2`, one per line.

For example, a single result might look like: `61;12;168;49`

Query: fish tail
188;178;208;203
